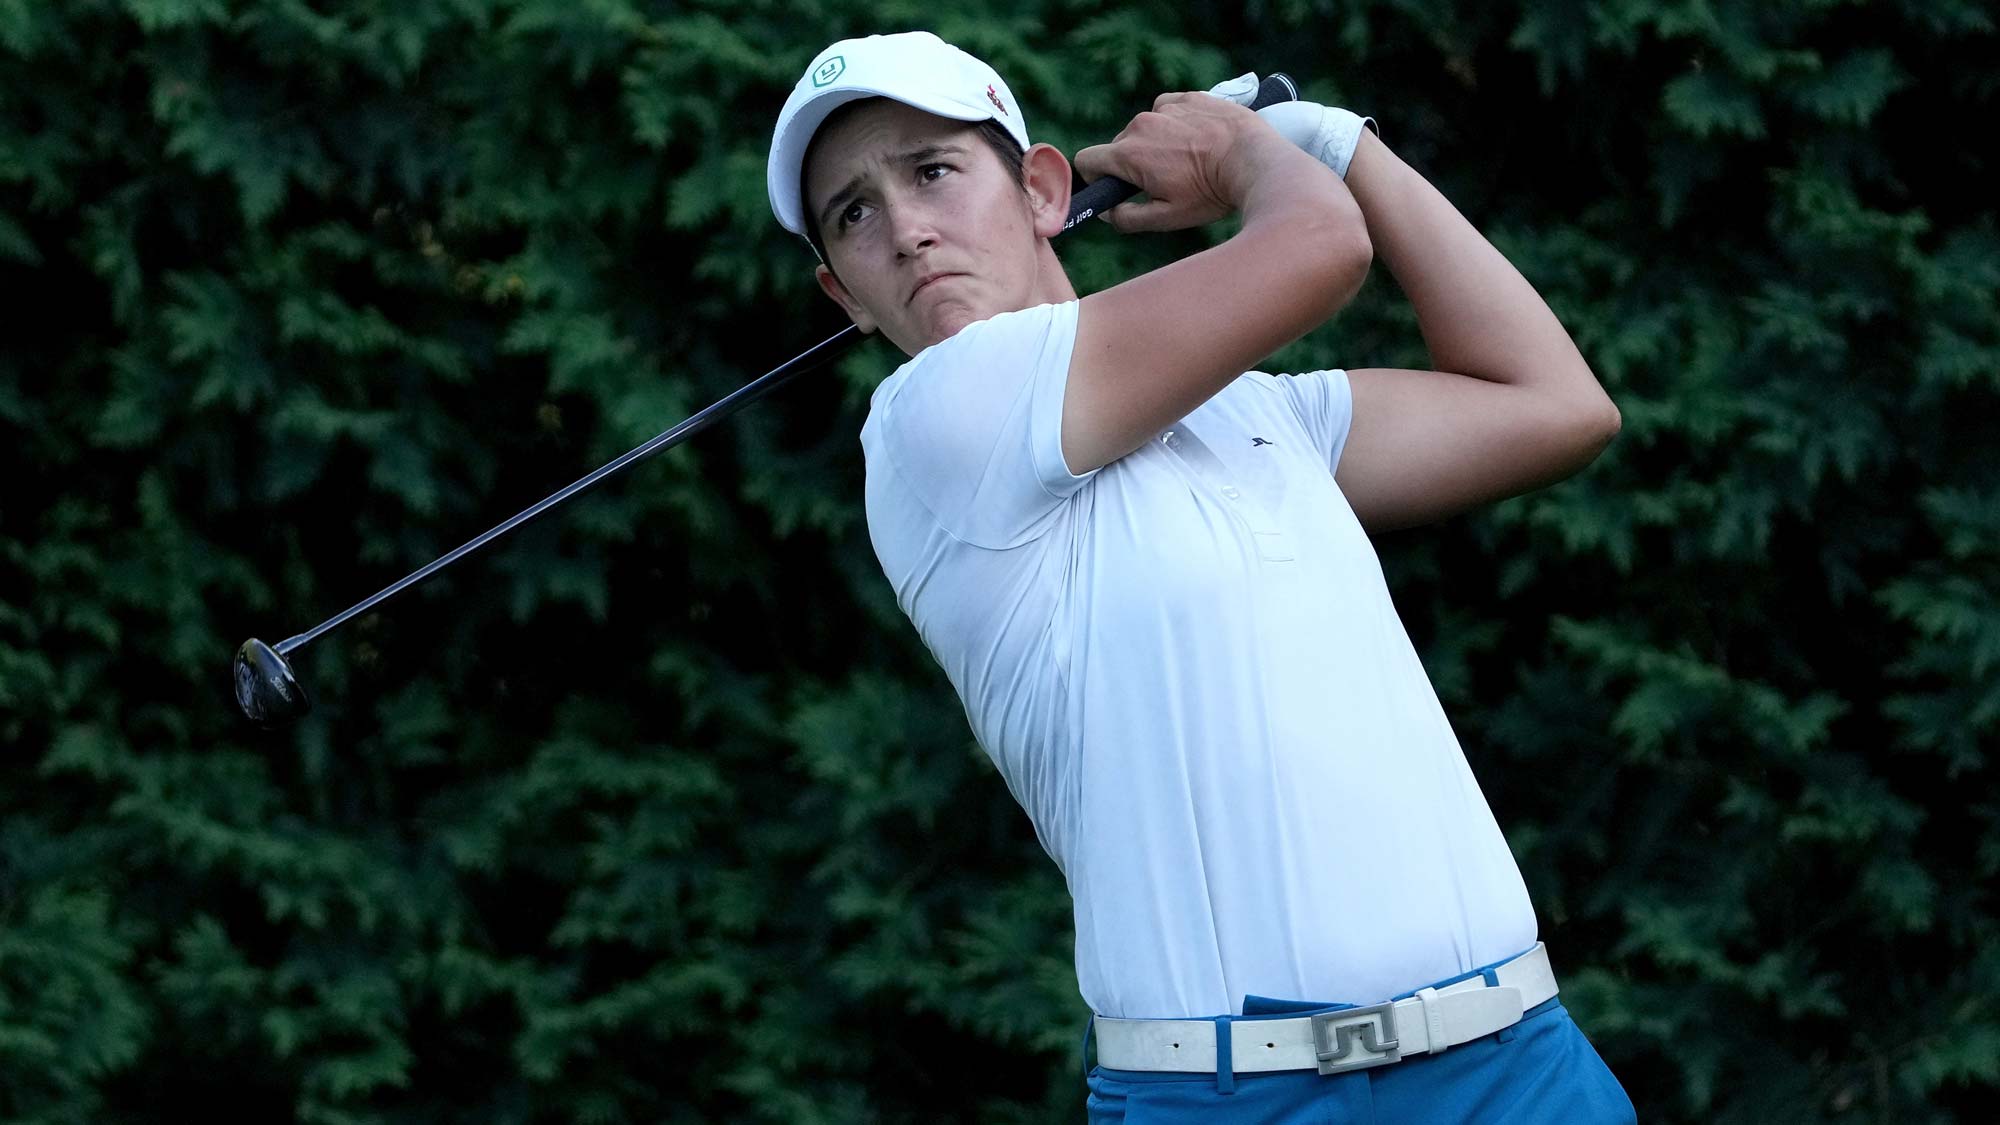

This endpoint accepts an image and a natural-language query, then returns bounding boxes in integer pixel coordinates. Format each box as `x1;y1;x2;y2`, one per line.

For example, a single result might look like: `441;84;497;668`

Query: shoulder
857;300;1091;550
906;300;1078;380
1209;367;1349;414
1236;367;1351;391
864;299;1081;437
1191;368;1353;470
1235;367;1353;419
867;298;1075;388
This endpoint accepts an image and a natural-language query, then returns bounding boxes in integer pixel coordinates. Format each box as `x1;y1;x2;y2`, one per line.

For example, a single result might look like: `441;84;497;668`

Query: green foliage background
3;0;1995;1120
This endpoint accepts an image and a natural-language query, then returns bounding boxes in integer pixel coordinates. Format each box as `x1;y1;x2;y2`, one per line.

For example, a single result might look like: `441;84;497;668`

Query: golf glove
1205;72;1377;180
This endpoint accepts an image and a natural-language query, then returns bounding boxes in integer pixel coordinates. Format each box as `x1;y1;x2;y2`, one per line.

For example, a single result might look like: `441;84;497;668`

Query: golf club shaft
276;73;1299;659
274;325;857;657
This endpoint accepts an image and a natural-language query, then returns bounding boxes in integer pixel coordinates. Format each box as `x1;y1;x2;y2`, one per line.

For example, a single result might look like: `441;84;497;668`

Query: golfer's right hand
1072;92;1299;233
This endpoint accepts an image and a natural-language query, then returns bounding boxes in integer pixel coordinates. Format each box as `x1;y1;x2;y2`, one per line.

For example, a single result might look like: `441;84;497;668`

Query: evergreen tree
1;0;1993;1120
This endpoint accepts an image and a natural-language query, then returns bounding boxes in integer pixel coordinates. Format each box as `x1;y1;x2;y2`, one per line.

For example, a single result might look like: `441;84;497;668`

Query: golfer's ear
1022;143;1073;240
816;263;878;334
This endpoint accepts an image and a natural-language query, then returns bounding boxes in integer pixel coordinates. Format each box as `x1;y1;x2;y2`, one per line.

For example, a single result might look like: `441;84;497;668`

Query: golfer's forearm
1230;145;1372;324
1342;131;1595;396
1241;187;1371;316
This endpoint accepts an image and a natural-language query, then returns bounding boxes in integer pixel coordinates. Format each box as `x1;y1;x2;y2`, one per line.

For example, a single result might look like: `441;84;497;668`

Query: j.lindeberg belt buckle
1310;1002;1401;1075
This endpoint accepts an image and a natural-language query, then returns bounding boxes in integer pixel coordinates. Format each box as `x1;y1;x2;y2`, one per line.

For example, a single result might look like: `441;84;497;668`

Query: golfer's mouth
909;272;963;302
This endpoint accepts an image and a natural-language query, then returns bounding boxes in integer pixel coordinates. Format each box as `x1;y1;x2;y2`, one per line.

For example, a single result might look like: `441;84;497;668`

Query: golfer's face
806;101;1040;354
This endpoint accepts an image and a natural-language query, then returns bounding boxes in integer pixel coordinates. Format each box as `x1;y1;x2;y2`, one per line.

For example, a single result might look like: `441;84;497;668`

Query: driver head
234;638;312;728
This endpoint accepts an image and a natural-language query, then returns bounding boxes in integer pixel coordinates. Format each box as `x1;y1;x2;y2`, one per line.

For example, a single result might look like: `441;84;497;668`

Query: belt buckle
1310;1002;1401;1075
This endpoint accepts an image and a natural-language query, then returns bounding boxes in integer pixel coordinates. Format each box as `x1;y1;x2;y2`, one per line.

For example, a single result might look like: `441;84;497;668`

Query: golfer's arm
1063;148;1371;475
1333;131;1620;531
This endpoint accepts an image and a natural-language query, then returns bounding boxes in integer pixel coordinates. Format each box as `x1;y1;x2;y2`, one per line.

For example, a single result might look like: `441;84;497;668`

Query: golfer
768;31;1634;1122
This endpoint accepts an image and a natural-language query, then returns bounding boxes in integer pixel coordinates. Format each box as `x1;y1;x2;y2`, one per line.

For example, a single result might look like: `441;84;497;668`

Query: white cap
767;31;1031;237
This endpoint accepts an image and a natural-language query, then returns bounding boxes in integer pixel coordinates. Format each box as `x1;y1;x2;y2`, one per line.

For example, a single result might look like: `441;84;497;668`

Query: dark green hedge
2;0;1994;1121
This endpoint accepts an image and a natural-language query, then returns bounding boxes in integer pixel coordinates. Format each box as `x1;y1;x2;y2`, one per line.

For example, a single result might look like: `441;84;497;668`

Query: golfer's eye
918;163;949;183
838;200;871;230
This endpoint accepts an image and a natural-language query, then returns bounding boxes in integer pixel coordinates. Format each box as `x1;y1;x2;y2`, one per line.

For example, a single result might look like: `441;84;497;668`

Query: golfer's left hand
1209;71;1376;180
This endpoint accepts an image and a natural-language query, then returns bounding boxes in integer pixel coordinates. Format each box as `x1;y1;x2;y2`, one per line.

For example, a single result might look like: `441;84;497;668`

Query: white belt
1093;943;1559;1077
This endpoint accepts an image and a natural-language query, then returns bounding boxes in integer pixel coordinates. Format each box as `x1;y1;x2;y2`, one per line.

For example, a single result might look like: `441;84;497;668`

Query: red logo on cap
987;84;1007;116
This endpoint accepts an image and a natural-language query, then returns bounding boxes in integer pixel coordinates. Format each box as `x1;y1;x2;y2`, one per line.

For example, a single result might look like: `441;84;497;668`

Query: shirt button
1162;431;1180;449
1222;486;1241;500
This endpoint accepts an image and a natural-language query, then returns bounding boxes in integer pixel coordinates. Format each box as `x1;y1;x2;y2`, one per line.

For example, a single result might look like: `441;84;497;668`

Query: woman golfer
767;31;1635;1123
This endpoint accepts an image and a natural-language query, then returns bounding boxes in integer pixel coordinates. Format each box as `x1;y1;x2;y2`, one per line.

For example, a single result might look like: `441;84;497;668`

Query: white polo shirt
859;299;1536;1020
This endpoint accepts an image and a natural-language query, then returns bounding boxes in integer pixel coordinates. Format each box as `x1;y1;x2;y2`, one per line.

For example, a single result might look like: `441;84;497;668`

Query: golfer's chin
901;293;1020;355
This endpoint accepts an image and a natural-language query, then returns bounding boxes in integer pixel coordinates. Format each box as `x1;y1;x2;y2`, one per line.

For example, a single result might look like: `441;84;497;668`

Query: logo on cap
812;56;846;87
986;84;1007;115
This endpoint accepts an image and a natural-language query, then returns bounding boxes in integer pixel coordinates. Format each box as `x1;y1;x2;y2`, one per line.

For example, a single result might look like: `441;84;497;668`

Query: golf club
234;73;1301;728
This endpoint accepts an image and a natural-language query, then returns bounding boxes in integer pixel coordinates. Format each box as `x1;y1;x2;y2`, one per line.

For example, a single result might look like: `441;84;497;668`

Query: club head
234;638;312;728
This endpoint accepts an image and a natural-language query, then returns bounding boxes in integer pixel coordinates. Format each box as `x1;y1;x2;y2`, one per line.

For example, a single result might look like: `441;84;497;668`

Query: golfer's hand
1072;92;1296;233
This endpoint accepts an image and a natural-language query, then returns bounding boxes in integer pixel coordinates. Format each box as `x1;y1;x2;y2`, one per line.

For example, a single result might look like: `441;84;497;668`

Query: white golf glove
1205;72;1377;180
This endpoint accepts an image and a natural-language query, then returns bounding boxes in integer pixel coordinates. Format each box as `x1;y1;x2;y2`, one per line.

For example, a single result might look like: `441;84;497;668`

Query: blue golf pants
1082;970;1635;1123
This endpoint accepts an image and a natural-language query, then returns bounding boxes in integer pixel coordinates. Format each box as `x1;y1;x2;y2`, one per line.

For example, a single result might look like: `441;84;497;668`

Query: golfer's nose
888;201;940;257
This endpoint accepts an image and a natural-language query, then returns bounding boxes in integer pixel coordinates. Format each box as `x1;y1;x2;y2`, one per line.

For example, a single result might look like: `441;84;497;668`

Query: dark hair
800;103;1028;268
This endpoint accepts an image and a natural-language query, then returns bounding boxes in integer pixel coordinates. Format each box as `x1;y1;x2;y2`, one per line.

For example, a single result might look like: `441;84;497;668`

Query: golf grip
267;73;1300;660
1062;72;1300;231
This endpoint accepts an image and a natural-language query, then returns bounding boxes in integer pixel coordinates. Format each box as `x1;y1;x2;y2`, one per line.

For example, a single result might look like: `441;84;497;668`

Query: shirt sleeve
1266;367;1355;474
868;300;1092;549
